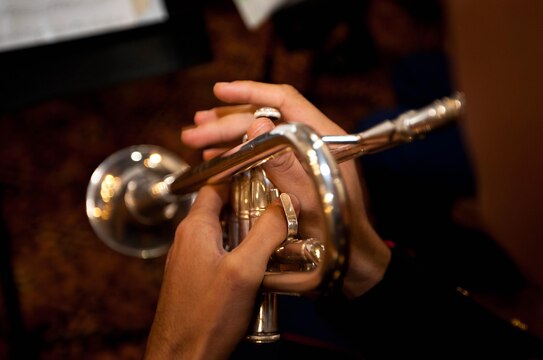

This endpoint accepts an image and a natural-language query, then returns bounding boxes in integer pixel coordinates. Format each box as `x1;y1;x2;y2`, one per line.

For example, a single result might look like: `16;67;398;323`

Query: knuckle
220;257;255;289
278;83;299;96
174;218;194;240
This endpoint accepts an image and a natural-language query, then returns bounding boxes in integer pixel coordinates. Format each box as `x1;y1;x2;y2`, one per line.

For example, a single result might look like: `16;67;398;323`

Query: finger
213;81;345;134
198;117;285;161
233;194;300;266
168;184;228;265
194;104;255;125
186;185;228;220
235;84;362;225
202;148;231;160
193;110;216;125
246;117;275;139
181;112;255;149
246;118;305;185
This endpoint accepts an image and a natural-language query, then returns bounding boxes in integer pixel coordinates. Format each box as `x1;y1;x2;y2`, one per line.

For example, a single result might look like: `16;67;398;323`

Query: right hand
182;80;391;298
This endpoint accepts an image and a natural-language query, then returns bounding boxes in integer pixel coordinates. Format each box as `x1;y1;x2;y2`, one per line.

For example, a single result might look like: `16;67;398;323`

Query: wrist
342;226;392;299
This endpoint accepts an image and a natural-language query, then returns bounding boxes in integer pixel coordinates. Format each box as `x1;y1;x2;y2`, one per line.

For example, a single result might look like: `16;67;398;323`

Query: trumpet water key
86;92;464;342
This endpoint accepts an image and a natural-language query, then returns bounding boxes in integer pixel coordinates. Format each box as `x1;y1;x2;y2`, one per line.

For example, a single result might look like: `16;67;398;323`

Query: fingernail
248;118;274;138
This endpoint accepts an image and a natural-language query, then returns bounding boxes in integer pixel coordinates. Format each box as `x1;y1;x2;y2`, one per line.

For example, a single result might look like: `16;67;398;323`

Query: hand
145;185;299;359
182;81;391;298
182;81;348;160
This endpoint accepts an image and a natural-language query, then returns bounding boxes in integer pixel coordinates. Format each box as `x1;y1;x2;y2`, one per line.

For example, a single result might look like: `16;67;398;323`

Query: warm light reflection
163;203;178;220
164;175;175;185
313;138;324;149
320;164;331;176
511;318;528;331
151;181;169;196
100;204;111;220
144;153;163;168
91;202;111;220
323;192;334;214
131;151;143;161
306;149;318;163
306;149;320;175
312;244;323;262
454;99;462;108
92;207;102;218
100;174;121;203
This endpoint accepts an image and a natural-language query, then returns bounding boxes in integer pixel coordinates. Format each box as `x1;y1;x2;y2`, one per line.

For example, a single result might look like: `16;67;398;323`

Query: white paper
0;0;168;52
233;0;299;30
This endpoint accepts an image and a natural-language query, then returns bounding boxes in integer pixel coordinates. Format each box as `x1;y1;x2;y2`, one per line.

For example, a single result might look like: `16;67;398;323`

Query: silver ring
254;107;281;121
279;193;297;238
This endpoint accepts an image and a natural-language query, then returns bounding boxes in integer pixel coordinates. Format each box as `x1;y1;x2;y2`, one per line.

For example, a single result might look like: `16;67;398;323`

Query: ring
279;193;298;239
254;107;281;120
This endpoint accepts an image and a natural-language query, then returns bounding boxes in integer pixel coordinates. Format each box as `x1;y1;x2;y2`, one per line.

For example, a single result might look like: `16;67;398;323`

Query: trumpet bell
86;145;196;259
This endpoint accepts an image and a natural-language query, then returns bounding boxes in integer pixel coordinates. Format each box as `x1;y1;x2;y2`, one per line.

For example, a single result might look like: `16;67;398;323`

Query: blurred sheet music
233;0;300;30
0;0;168;52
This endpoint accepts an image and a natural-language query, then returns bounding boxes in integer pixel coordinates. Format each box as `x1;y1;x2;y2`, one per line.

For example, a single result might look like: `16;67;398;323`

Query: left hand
145;184;299;359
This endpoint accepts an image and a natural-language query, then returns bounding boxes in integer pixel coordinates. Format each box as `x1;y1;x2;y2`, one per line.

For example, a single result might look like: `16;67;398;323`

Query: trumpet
86;93;464;342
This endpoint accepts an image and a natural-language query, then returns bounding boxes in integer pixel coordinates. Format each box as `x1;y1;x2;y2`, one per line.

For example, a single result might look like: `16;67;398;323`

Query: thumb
231;193;300;270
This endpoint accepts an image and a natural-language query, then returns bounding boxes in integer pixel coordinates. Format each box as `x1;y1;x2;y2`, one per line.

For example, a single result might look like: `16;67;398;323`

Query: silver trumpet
86;93;464;342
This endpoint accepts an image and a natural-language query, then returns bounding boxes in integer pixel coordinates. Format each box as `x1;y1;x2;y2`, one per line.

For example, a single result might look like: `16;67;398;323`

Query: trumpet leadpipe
168;92;464;197
322;92;464;162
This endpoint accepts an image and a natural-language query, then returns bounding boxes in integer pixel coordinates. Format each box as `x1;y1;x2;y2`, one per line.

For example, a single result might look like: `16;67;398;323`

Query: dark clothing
232;242;542;359
321;50;543;358
317;245;543;359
